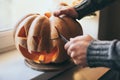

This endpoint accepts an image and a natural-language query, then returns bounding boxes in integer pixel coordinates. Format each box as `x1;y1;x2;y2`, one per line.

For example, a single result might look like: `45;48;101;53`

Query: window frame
0;29;15;53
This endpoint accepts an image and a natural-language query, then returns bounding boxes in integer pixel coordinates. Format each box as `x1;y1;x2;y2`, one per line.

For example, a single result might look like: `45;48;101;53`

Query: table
0;49;109;80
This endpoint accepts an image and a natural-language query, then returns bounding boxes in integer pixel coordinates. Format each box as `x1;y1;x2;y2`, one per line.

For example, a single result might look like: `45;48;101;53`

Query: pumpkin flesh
19;45;59;63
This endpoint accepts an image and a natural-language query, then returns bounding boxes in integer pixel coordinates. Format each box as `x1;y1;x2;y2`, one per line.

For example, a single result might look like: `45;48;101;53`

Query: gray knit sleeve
74;0;116;19
87;40;120;70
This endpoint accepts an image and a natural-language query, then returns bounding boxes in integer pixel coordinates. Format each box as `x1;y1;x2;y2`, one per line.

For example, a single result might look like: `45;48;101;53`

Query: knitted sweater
87;40;120;70
74;0;116;19
74;0;119;70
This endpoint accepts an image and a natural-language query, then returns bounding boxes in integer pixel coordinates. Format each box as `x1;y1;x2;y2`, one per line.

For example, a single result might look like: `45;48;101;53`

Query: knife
55;27;69;43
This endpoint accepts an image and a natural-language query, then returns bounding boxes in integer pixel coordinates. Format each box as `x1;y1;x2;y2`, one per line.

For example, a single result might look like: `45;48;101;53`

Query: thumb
53;10;61;17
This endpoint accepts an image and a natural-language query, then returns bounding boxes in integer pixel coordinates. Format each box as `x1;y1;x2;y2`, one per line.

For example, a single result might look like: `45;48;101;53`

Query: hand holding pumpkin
53;3;79;19
64;35;94;66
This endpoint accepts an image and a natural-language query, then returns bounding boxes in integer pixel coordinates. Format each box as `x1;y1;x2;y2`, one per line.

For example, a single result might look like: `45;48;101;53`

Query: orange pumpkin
14;12;83;64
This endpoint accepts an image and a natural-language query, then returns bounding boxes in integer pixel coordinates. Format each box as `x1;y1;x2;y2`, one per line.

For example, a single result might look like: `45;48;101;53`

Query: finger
53;7;68;17
59;9;69;15
64;41;71;50
70;51;78;58
66;44;76;56
77;55;86;60
53;10;61;17
67;48;72;56
73;56;85;65
70;38;74;41
67;44;79;57
70;52;82;65
72;59;81;65
75;55;87;66
70;51;75;58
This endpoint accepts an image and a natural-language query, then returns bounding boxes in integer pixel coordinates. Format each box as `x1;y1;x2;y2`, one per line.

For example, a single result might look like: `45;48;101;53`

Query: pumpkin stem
44;12;51;18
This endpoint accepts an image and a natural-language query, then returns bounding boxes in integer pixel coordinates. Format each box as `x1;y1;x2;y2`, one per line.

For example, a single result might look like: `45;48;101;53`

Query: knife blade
55;27;69;43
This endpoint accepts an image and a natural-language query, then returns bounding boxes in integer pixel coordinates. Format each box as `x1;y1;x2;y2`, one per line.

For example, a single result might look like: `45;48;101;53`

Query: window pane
0;0;77;31
0;0;12;31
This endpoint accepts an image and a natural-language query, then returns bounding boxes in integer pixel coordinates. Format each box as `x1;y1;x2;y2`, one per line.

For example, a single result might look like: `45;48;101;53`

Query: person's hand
64;35;94;66
53;3;79;19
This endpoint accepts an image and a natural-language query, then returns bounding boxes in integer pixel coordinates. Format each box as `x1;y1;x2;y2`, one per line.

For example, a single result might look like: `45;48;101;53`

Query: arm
74;0;116;19
87;40;120;70
53;0;116;19
64;35;120;70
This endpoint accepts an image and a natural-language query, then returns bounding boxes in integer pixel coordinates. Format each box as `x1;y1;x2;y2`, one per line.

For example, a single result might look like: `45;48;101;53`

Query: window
0;0;74;53
0;0;12;31
0;0;99;53
0;0;13;53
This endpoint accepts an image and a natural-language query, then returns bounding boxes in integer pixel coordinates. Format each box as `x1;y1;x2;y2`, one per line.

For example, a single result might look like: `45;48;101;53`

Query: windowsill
0;29;15;53
0;49;109;80
0;49;44;80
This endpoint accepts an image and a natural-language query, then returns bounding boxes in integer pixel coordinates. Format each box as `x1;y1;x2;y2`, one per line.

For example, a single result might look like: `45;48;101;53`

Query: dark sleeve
87;40;120;70
74;0;116;19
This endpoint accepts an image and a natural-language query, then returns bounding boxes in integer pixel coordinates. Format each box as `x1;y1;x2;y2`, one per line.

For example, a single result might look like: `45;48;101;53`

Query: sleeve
74;0;116;19
87;40;120;70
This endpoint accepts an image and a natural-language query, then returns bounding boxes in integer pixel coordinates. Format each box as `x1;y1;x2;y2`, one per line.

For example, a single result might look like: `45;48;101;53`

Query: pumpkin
14;12;83;64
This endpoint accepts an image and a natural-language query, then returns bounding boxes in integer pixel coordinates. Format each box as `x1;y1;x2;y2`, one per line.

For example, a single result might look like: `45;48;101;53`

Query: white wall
11;0;54;26
79;12;99;39
0;0;12;30
11;0;82;26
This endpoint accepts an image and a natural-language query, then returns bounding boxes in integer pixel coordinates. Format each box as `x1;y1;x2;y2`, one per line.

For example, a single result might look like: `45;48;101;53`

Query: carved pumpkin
14;12;83;64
